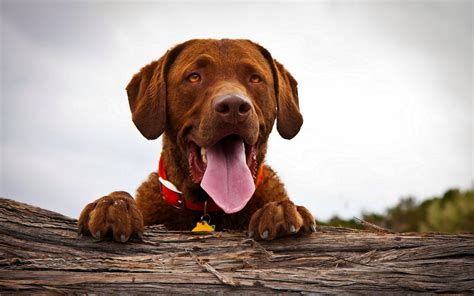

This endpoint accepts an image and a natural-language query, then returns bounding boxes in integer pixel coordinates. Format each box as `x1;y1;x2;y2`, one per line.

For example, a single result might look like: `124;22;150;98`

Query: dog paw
248;200;316;240
77;191;144;243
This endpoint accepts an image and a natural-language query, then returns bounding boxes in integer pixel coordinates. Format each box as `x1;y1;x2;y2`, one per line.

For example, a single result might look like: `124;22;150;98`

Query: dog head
126;39;302;213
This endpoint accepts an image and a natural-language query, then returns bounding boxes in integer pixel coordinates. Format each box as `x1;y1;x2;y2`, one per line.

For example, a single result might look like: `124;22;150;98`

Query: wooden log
0;197;472;293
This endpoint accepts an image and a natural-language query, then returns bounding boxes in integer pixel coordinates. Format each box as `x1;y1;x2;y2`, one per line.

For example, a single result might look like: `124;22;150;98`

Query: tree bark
0;198;472;293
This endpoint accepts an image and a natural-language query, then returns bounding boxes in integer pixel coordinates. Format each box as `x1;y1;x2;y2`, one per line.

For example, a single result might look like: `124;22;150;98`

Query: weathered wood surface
0;198;473;294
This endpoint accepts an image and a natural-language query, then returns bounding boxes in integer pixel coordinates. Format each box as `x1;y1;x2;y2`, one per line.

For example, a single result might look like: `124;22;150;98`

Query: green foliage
318;216;362;229
323;188;474;233
420;189;474;232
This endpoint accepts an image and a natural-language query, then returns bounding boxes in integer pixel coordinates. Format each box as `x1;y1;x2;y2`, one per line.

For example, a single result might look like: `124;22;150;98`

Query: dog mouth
187;135;258;214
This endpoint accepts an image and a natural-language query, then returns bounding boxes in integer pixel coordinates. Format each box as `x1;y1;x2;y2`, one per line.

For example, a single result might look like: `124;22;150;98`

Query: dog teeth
201;147;207;164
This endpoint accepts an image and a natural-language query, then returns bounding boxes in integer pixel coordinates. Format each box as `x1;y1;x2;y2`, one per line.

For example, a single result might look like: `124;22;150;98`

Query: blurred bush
321;188;474;233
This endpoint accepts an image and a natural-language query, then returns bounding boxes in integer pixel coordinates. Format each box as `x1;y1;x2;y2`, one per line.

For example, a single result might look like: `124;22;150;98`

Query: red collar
158;155;265;212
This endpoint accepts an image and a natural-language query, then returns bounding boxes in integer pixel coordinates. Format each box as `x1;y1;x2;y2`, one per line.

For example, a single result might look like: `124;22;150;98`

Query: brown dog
78;39;316;242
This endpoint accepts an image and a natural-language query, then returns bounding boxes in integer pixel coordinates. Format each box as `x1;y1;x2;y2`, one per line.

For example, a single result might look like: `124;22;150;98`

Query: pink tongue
201;138;255;214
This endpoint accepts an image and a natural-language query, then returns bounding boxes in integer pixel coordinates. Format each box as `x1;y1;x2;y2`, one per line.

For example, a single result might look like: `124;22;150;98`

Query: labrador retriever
78;39;316;242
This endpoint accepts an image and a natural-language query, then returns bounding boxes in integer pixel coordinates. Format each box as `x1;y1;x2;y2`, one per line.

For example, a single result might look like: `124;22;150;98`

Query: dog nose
213;94;252;123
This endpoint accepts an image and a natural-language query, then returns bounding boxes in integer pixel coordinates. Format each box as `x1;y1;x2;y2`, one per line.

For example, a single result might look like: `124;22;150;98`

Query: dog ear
272;60;303;139
254;43;303;139
126;43;188;139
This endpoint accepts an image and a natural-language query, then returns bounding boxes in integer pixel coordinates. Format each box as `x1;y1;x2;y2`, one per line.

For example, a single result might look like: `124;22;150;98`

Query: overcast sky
1;0;472;221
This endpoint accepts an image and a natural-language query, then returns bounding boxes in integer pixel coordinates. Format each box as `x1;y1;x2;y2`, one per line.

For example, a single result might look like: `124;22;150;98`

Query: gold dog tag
192;201;215;232
192;221;215;232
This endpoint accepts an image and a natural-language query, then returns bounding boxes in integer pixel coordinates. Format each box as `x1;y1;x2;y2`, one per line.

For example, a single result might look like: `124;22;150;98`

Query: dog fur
78;39;316;242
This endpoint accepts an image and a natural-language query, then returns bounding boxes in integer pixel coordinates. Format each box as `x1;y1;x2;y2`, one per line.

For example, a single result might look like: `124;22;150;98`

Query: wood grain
0;198;473;293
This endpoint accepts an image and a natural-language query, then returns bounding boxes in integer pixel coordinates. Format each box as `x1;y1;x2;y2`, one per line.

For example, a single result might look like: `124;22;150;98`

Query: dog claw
261;230;269;239
289;225;296;233
247;230;254;238
310;224;317;232
94;231;101;239
120;234;127;243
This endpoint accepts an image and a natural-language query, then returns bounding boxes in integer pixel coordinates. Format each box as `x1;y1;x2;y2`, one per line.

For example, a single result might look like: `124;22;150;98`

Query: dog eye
187;73;201;83
249;74;262;83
